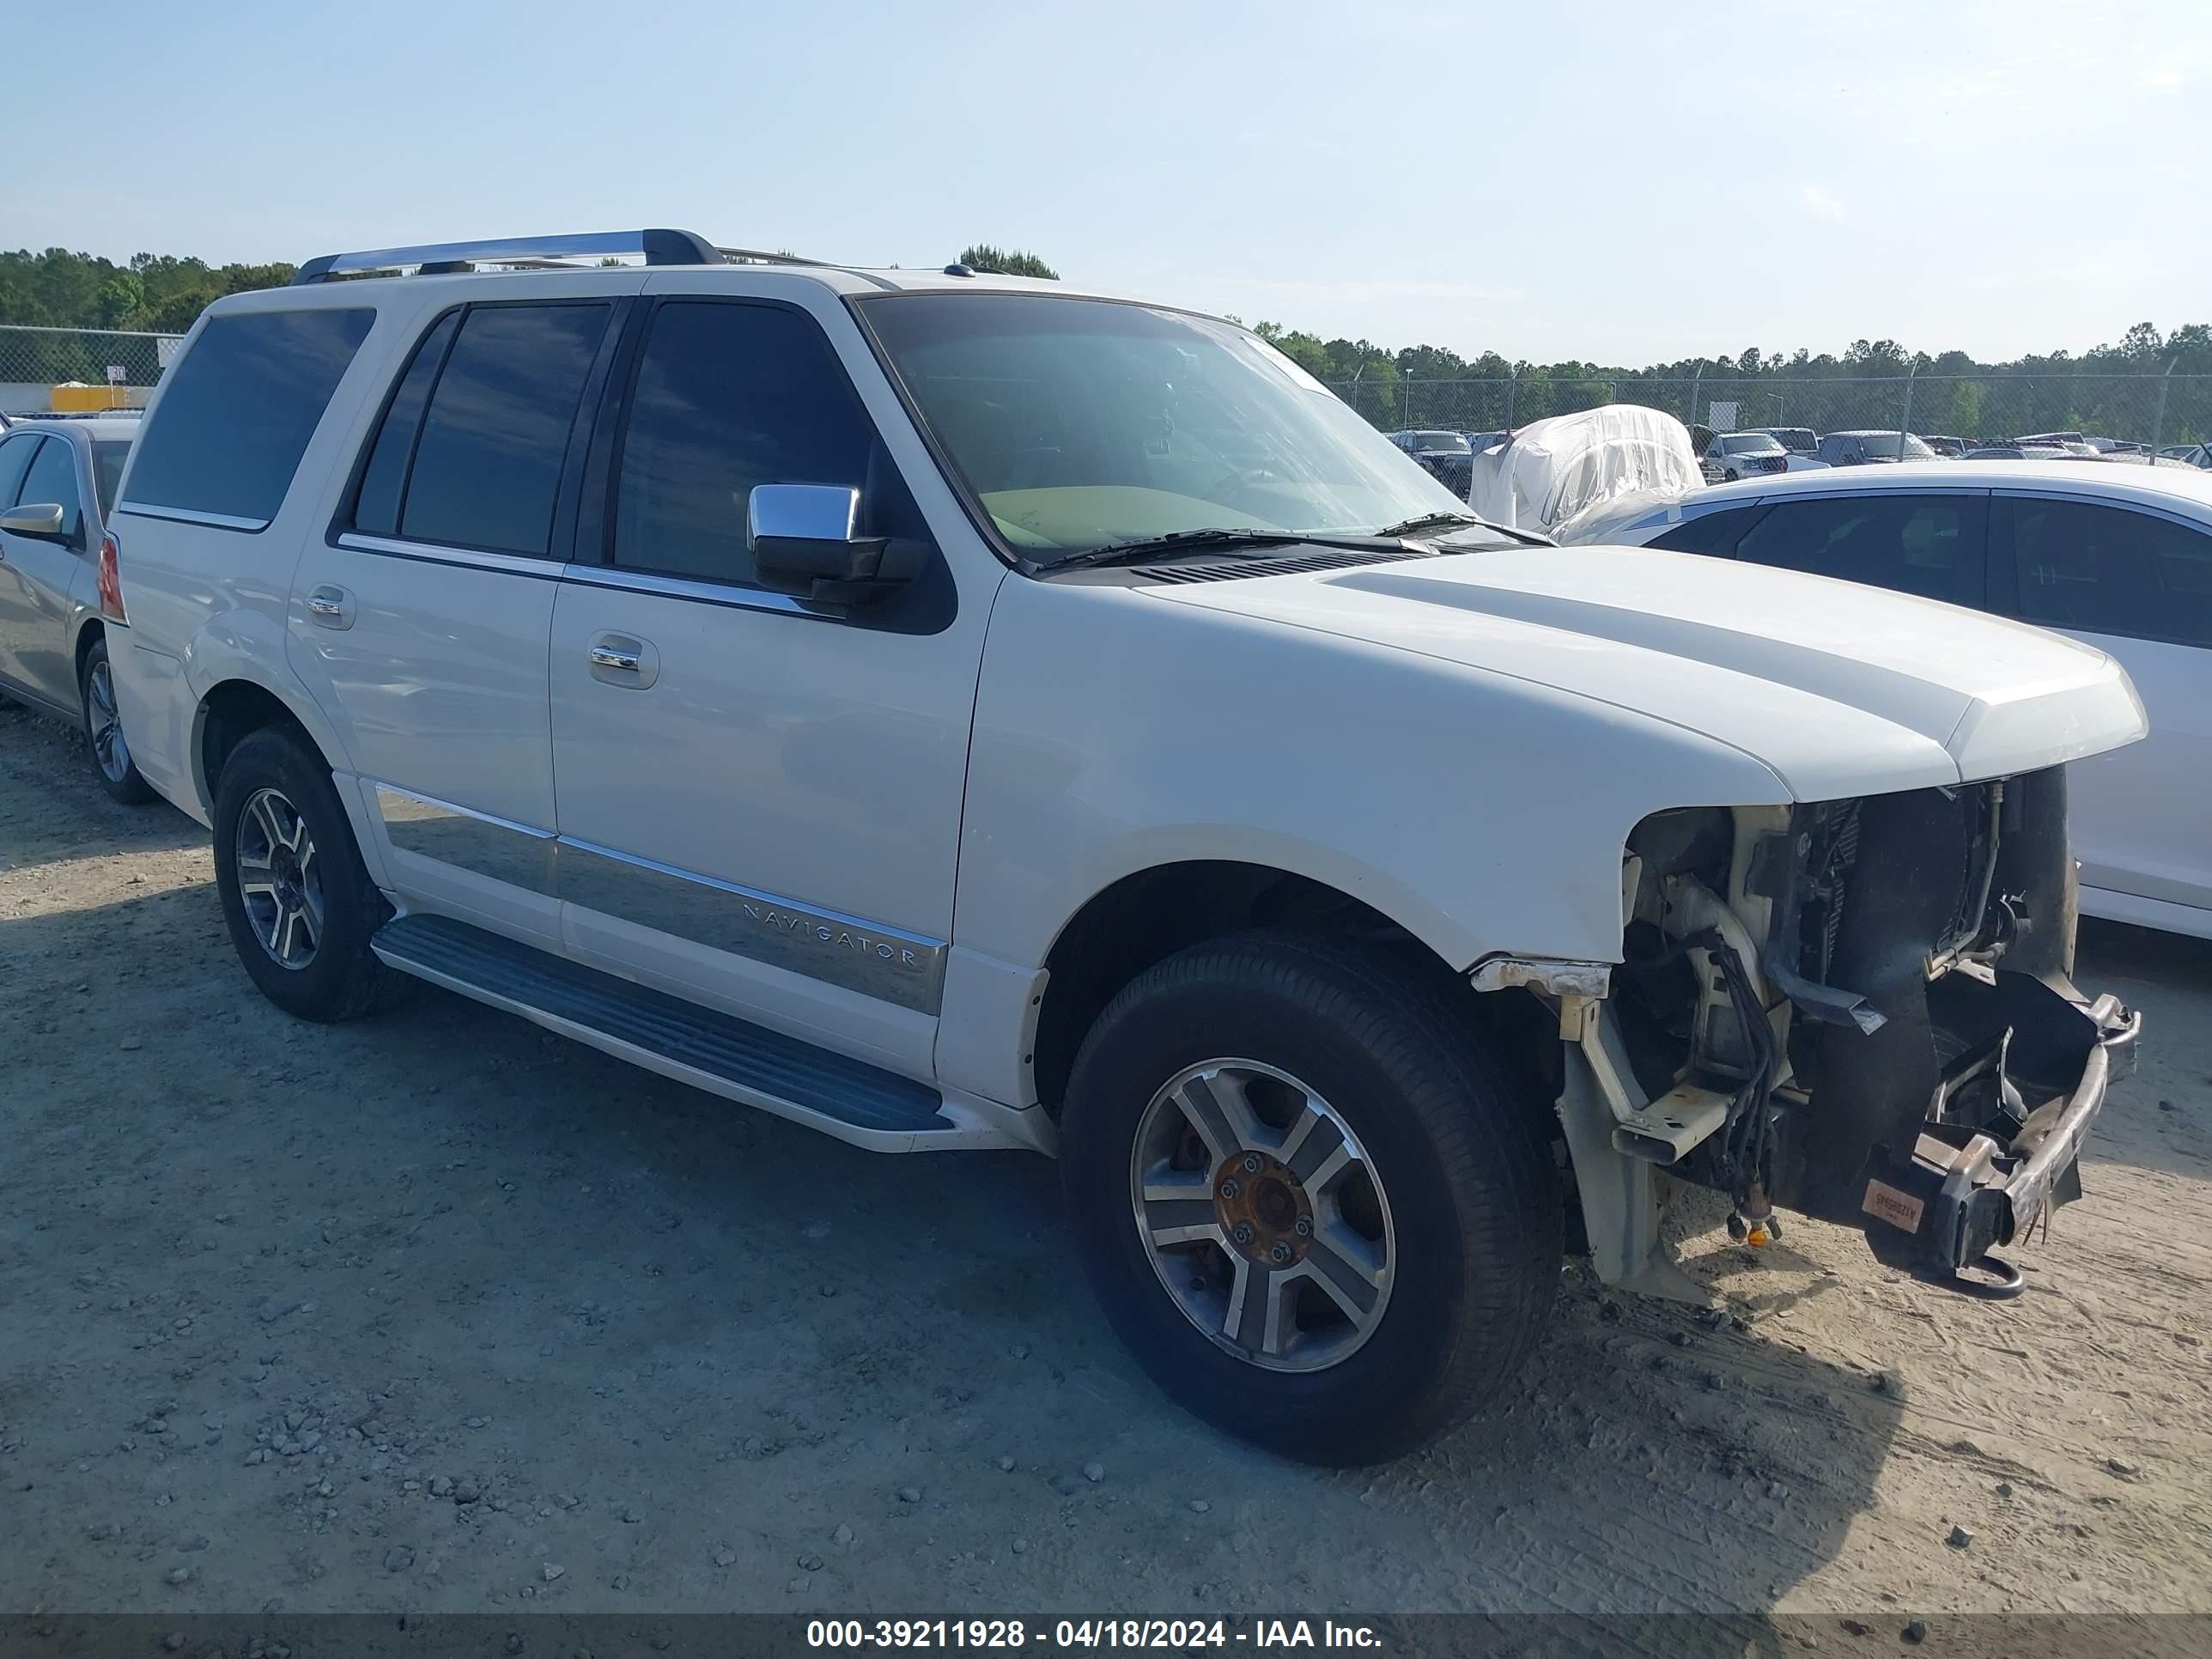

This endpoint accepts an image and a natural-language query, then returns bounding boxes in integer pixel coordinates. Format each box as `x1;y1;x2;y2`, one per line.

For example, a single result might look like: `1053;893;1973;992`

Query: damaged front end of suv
1522;764;2139;1297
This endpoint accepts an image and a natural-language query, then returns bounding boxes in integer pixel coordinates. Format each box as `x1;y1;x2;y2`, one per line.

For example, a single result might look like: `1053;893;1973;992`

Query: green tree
5;243;2209;442
94;271;144;328
955;245;1059;280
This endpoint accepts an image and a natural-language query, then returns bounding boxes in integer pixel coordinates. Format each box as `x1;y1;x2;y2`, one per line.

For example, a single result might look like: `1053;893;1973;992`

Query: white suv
105;230;2143;1462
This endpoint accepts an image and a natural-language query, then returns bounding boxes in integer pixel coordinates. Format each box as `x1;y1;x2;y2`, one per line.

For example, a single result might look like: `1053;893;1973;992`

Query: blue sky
9;1;2203;364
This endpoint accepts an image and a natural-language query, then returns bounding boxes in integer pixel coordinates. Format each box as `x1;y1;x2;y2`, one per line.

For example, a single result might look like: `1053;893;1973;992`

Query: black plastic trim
374;913;950;1133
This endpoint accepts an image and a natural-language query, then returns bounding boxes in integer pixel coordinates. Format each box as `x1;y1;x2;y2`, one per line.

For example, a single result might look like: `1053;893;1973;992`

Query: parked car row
1688;424;2212;477
1404;419;2210;489
0;411;155;801
9;230;2150;1466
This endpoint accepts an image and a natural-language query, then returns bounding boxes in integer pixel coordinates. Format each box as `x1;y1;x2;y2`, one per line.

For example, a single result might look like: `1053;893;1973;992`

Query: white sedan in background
1569;461;2212;939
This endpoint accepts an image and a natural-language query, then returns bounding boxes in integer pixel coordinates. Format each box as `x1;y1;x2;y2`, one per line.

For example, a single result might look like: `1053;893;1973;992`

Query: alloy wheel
235;787;324;970
86;658;132;783
1128;1060;1395;1373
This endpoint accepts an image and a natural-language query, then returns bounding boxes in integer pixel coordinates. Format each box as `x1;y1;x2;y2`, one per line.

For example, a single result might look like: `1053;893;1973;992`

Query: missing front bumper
1855;986;2140;1277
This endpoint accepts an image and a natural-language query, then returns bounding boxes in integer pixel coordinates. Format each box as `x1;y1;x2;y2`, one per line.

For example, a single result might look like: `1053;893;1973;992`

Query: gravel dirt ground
3;696;2209;1620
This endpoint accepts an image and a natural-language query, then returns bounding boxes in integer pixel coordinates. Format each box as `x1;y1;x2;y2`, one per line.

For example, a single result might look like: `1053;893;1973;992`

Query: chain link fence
7;321;2207;461
1331;372;2212;456
1;325;184;416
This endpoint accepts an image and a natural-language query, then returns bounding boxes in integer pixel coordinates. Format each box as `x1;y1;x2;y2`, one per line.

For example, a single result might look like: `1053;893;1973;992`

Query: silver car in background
0;415;155;801
1815;429;1940;465
1705;431;1792;481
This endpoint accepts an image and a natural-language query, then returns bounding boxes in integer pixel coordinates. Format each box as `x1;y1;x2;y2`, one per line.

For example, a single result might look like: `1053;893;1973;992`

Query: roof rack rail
715;246;820;265
290;228;726;285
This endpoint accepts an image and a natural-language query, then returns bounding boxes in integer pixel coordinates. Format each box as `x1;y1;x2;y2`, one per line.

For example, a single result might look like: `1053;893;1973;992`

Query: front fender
954;578;1792;975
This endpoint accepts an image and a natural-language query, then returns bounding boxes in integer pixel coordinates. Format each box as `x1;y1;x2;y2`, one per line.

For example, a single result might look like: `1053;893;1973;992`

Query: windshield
1722;434;1782;455
92;440;130;515
858;294;1468;562
1850;432;1937;459
1405;431;1470;454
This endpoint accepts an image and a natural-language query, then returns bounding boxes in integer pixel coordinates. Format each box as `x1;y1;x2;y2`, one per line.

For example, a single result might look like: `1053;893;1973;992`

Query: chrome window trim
337;531;566;580
1736;485;1995;510
117;502;271;532
558;562;823;617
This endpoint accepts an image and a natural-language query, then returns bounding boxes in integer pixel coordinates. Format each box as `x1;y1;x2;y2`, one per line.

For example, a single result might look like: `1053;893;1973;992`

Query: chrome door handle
305;585;354;629
586;631;656;688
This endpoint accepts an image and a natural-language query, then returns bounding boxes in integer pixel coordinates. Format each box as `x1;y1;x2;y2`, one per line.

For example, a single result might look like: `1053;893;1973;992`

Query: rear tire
211;726;406;1022
80;635;155;805
1060;933;1560;1465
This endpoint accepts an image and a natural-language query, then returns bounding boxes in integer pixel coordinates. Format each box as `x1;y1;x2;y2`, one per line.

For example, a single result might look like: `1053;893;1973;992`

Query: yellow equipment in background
48;380;138;412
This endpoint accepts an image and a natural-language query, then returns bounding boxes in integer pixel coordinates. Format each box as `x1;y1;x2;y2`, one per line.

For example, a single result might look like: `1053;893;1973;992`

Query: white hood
1145;544;2148;802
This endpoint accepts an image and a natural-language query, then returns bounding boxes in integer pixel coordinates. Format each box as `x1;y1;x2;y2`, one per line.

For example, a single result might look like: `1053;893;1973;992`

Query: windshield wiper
1046;527;1411;574
1373;510;1549;546
1373;510;1484;537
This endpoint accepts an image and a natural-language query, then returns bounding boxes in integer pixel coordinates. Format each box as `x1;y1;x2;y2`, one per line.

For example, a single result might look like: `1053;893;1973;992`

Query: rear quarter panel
106;295;404;817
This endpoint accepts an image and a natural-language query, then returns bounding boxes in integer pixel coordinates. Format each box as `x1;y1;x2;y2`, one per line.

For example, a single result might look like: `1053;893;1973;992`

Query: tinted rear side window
2002;495;2212;648
1734;493;1985;606
91;441;129;516
1645;503;1770;557
400;304;610;556
351;311;459;538
124;307;374;526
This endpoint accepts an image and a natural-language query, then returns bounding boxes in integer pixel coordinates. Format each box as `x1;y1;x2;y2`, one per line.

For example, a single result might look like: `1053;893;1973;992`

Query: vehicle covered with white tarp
1465;404;1703;538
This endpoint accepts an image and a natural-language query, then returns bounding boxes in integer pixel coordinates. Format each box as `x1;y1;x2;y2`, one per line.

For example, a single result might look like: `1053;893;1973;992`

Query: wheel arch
71;615;106;684
1028;859;1557;1126
194;675;333;816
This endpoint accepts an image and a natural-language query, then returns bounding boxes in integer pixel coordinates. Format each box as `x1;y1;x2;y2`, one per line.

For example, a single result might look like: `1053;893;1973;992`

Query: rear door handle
305;585;355;629
586;631;658;688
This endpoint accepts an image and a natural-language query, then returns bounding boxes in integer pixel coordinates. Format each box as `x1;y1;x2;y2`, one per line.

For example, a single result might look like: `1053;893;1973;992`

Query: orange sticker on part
1863;1180;1926;1233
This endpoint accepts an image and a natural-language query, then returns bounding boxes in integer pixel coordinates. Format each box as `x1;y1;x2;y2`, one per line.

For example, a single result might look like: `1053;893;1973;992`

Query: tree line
5;243;2204;441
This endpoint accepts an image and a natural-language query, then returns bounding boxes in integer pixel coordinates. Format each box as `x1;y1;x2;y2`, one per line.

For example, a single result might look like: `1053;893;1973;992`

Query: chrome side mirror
0;501;66;540
746;483;923;604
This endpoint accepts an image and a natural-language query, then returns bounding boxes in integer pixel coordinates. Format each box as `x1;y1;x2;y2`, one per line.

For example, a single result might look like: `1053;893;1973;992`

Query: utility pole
2150;356;2178;455
1897;362;1918;460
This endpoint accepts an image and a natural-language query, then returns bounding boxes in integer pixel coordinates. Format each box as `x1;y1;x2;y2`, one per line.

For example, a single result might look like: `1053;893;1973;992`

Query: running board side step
371;913;1047;1153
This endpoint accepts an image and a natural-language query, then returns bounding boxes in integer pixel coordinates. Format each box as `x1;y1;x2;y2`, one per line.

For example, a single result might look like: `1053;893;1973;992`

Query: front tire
80;635;155;804
211;726;405;1022
1060;933;1560;1465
